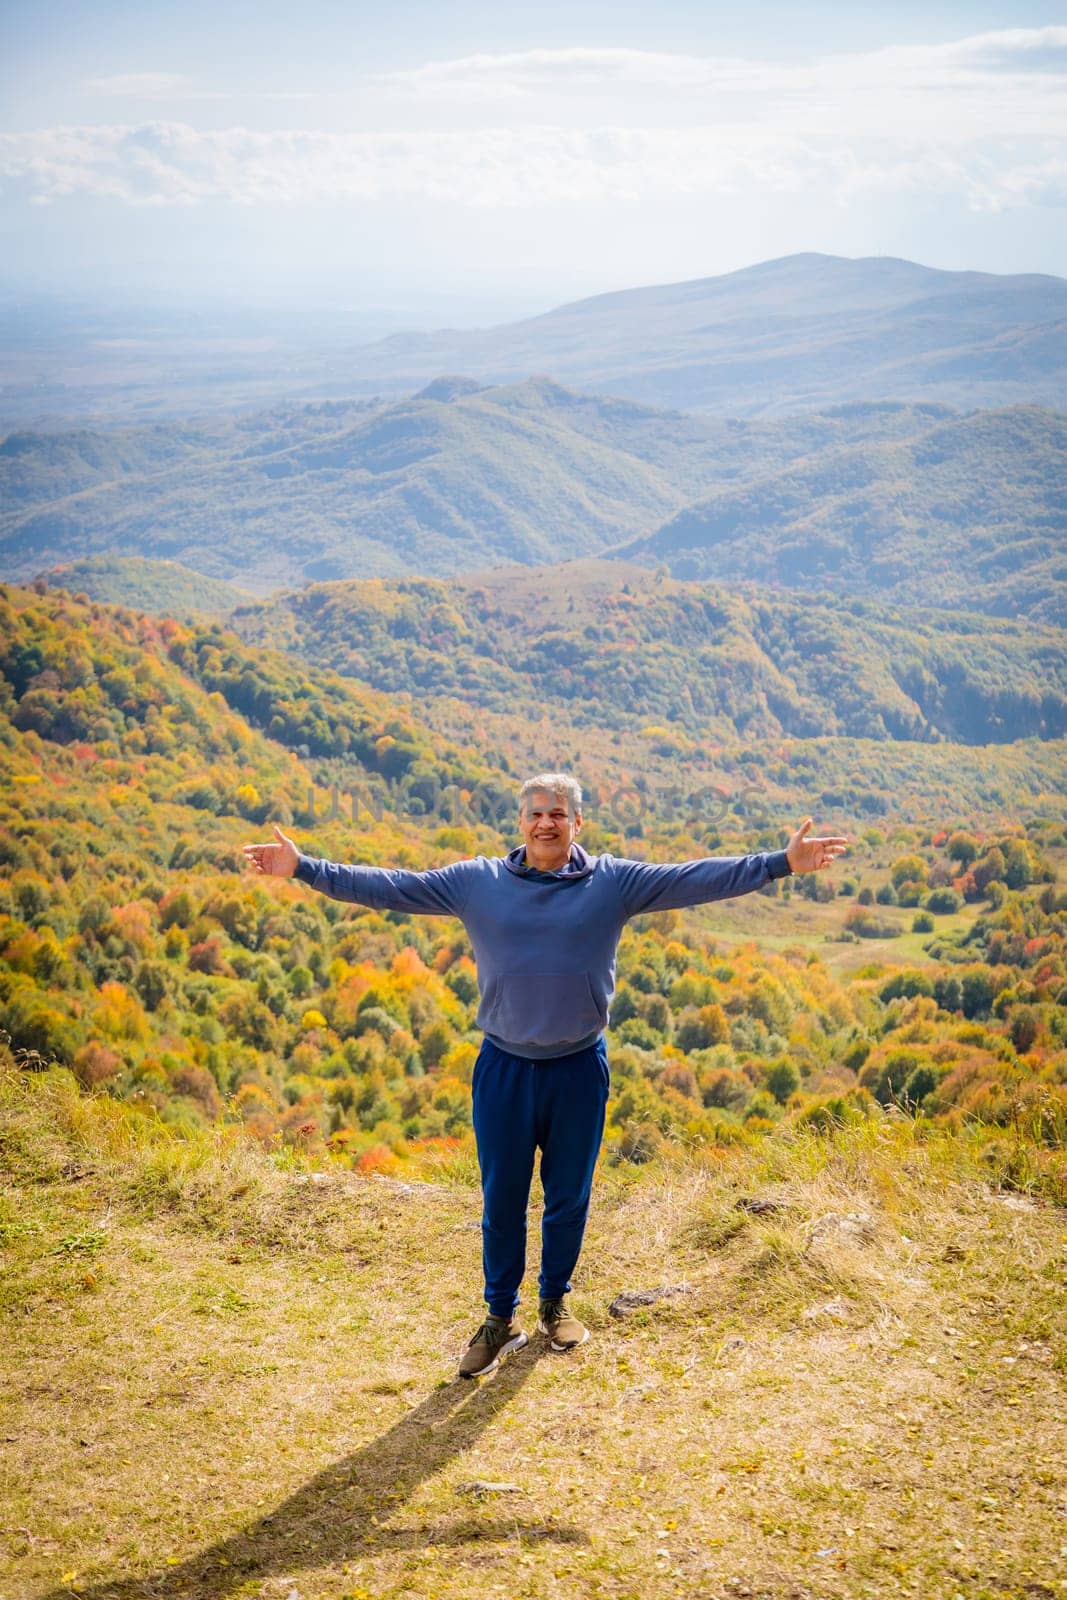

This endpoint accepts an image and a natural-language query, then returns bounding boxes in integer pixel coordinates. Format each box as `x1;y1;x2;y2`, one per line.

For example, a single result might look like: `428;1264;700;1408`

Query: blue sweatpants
471;1035;610;1320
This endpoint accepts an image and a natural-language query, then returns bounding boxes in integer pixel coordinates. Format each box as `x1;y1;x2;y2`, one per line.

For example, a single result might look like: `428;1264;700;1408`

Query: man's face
518;789;582;871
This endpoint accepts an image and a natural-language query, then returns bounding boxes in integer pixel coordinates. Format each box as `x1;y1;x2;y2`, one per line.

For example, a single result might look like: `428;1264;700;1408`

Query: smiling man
243;771;848;1378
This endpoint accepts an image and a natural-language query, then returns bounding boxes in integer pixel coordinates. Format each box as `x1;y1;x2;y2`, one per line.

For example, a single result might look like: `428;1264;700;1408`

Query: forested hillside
5;383;1063;618
616;406;1067;627
41;555;252;617
231;560;1067;748
2;584;1064;1185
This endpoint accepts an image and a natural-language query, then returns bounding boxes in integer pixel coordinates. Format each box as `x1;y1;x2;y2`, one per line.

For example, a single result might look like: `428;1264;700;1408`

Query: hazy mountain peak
335;253;1067;419
412;375;487;403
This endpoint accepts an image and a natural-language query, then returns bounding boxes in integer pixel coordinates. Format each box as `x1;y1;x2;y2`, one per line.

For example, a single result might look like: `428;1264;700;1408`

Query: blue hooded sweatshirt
294;843;792;1059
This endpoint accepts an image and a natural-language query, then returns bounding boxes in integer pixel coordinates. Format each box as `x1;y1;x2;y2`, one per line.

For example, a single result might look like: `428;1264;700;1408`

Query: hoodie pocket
479;971;604;1048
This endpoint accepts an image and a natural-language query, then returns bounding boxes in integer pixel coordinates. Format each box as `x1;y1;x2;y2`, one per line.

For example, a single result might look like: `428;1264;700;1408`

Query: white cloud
2;120;1064;214
364;31;1067;149
934;26;1067;73
374;29;1067;107
3;30;1063;215
374;47;797;97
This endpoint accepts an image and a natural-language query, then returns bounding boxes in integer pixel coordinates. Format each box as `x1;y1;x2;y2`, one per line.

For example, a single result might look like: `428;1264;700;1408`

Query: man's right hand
242;823;300;878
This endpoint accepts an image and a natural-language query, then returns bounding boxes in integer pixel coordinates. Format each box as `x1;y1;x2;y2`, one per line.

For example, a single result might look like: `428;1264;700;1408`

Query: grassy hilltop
2;1047;1064;1600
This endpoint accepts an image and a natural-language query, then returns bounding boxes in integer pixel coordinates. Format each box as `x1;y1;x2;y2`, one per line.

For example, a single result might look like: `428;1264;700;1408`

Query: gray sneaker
458;1314;528;1379
537;1297;589;1352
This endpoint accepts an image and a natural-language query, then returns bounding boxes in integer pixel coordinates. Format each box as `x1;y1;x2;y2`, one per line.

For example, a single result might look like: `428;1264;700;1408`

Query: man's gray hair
518;771;583;817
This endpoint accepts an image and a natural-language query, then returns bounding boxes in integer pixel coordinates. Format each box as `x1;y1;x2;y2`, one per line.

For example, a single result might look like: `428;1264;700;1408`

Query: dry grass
2;1058;1065;1600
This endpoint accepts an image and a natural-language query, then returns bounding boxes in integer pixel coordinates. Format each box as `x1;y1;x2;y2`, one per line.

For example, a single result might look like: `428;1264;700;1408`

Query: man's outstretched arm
612;816;849;917
242;825;474;916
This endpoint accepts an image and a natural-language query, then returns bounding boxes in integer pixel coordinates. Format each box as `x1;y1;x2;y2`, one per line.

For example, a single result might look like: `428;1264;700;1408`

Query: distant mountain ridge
3;381;1062;622
2;253;1065;427
339;253;1067;416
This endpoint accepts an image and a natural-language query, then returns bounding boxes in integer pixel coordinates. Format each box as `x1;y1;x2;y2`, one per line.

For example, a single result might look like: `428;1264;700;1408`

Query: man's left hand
786;817;850;874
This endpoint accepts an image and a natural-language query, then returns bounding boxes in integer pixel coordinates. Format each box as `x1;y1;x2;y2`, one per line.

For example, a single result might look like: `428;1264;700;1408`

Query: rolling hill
0;579;511;827
3;383;1063;621
1;382;956;592
615;405;1067;628
229;559;1067;748
38;554;253;617
2;582;1064;1219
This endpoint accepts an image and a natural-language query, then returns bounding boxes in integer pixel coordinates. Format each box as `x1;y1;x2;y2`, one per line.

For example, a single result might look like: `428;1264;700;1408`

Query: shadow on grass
38;1342;581;1599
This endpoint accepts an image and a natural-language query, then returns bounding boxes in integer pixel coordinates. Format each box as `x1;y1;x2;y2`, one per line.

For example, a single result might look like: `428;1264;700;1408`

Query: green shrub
846;907;900;939
764;1059;801;1104
926;887;962;915
883;960;940;998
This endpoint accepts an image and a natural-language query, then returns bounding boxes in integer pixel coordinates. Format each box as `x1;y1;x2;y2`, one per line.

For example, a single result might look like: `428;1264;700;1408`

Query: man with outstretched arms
243;773;848;1378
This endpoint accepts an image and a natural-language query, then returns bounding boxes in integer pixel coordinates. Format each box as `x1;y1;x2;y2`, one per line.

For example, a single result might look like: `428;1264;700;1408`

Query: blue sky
1;0;1065;322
